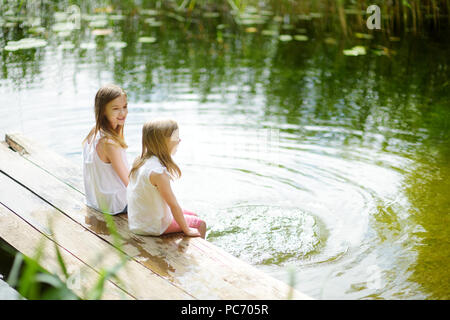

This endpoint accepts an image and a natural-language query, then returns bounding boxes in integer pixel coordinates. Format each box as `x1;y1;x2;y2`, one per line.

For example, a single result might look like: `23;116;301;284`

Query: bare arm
150;171;200;237
103;142;130;187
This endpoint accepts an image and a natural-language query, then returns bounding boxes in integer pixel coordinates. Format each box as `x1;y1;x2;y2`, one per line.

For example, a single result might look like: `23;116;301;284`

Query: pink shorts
162;209;204;234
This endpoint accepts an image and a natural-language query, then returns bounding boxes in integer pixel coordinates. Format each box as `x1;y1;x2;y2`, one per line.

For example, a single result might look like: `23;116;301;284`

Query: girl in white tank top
82;84;130;215
83;131;129;214
127;118;206;238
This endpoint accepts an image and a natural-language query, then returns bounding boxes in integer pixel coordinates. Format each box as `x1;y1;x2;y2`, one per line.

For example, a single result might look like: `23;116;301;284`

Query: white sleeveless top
127;156;173;236
82;132;129;215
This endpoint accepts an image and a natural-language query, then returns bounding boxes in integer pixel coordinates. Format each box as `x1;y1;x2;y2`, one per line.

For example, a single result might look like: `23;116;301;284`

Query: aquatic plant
5;214;128;300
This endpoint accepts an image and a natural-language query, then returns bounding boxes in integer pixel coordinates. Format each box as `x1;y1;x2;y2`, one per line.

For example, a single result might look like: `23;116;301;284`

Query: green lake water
0;1;449;299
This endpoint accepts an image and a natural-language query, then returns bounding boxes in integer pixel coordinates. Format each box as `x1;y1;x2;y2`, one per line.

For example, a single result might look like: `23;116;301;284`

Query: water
1;2;449;299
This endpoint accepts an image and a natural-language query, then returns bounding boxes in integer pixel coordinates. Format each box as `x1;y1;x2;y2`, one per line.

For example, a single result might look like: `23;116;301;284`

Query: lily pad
372;49;387;56
281;24;294;30
166;12;185;22
92;28;113;36
138;36;157;43
29;26;46;34
294;35;308;41
273;16;283;22
106;41;127;49
261;29;277;36
109;14;125;21
4;38;47;51
145;18;163;27
82;14;108;21
297;14;312;21
22;17;41;27
54;12;68;22
324;37;337;45
244;6;258;14
260;10;273;16
309;13;323;19
236;13;267;25
237;18;266;26
56;31;72;38
148;21;162;27
3;22;17;28
245;27;258;33
89;20;108;28
94;6;113;14
355;32;373;39
80;42;96;49
343;45;367;56
279;34;293;42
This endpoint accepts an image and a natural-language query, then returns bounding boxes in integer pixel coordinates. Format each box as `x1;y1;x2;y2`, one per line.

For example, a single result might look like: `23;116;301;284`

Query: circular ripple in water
207;205;325;265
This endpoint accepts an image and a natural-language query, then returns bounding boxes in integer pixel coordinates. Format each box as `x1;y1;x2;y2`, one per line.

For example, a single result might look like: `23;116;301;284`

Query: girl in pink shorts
127;118;206;238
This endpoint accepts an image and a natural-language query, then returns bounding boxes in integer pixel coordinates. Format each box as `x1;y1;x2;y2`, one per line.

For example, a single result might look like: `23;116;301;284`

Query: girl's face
105;94;127;130
167;128;181;155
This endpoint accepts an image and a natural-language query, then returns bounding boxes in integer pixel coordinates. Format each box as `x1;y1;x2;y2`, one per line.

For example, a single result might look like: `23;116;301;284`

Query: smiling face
104;94;128;130
167;128;181;155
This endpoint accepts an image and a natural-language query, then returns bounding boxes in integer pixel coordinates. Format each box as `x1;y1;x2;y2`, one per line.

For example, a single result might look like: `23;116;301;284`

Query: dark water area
0;1;449;299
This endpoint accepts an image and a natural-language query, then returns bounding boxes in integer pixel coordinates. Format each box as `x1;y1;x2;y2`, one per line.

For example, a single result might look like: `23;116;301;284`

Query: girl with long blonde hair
127;118;206;238
82;84;130;215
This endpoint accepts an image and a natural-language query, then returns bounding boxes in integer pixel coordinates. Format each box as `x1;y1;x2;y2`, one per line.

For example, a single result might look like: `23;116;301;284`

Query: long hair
129;118;181;180
83;84;128;148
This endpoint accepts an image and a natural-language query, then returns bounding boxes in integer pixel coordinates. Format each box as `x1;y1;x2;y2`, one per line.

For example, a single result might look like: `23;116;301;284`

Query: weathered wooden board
2;133;312;299
0;171;192;300
0;203;132;300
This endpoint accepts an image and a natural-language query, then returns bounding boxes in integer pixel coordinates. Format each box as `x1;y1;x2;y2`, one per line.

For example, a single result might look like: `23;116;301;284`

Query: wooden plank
3;133;312;299
0;171;193;300
0;203;132;300
5;133;84;194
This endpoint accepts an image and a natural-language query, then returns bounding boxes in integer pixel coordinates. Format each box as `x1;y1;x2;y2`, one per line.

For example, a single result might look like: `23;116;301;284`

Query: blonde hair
83;84;128;149
129;118;181;180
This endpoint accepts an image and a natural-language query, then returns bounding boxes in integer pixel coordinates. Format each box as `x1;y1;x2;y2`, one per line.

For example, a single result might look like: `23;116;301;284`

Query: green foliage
5;214;129;300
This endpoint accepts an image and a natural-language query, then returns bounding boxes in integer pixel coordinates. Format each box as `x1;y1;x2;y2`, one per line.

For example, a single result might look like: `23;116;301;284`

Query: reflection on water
0;1;449;299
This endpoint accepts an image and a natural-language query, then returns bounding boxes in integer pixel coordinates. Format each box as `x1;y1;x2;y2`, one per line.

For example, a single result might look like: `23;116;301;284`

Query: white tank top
82;131;129;215
127;156;173;236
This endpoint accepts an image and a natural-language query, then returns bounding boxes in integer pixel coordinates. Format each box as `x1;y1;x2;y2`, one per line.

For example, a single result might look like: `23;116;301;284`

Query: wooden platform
0;133;312;300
